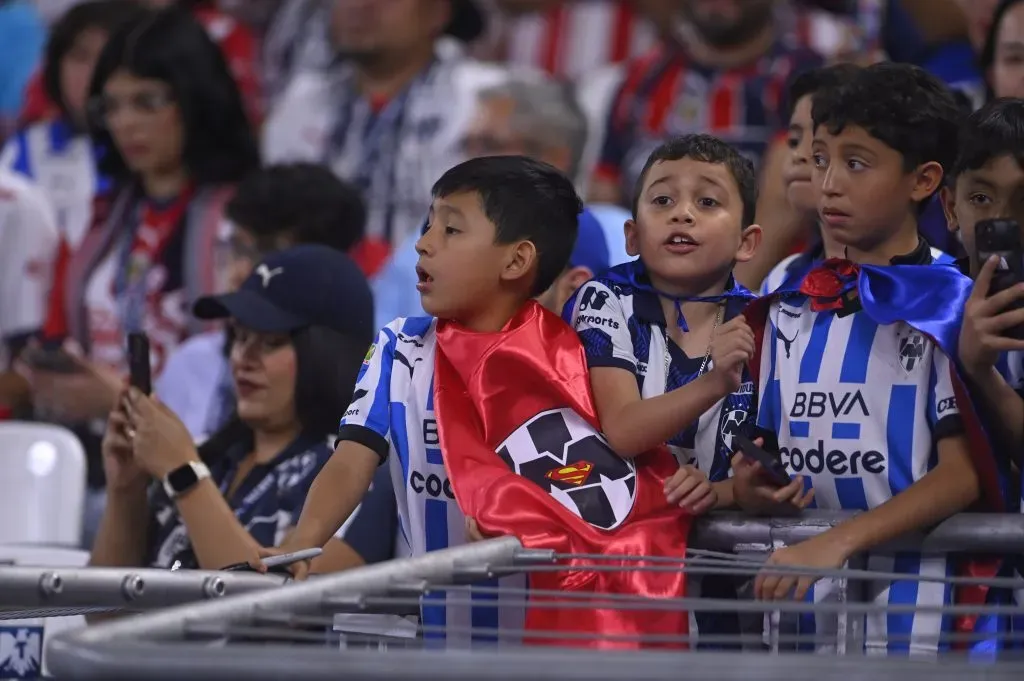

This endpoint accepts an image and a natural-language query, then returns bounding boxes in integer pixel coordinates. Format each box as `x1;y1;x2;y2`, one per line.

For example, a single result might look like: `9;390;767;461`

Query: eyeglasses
87;90;175;126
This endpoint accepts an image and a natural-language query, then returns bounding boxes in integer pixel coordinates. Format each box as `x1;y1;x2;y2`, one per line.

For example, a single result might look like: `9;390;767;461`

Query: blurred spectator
0;1;46;138
982;0;1024;99
22;7;259;544
588;0;823;288
373;76;631;323
157;163;368;441
262;0;509;275
2;1;145;251
483;0;658;80
90;244;395;573
21;0;263;126
0;170;60;388
249;0;335;108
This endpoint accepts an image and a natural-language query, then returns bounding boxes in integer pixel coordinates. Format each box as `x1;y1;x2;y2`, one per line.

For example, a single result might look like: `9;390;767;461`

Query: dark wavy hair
87;6;259;185
197;325;368;463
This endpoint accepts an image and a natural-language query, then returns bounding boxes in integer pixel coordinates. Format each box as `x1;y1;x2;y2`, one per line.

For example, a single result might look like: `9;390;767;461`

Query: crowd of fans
0;0;1022;654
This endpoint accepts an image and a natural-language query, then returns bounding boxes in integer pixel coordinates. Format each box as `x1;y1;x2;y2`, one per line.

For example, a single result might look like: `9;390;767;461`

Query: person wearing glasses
22;6;259;546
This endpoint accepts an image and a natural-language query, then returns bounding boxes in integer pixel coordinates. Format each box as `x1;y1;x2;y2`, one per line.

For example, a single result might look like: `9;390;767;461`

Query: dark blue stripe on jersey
422;498;449;641
887;553;922;654
402;317;433;337
926;360;940;432
832;422;861;440
839;314;878;384
391;402;411;485
425;374;442;465
760;319;783;434
887;385;917;495
9;131;31;178
471;580;500;643
835;478;869;510
799;313;832;383
790;421;809;438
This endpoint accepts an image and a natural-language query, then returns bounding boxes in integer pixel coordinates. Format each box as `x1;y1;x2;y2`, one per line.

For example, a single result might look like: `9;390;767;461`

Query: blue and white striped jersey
755;256;966;654
565;264;754;482
337;316;523;644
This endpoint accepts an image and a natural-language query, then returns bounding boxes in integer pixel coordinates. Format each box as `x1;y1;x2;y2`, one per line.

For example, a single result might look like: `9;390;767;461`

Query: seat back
0;422;86;546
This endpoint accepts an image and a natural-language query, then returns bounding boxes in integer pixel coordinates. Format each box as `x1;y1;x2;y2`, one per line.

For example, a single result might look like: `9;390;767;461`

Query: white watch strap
162;460;212;499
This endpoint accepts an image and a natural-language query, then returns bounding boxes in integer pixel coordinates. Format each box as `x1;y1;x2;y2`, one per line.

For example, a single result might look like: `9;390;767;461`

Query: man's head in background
221;163;366;290
675;0;775;48
463;76;603;313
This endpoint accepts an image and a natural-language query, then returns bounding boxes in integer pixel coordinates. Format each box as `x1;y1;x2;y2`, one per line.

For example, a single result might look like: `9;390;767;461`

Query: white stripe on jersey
756;297;961;653
340;317;524;645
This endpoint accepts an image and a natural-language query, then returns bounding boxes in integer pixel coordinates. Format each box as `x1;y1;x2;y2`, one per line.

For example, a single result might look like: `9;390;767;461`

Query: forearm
712;479;735;509
965;366;1024;467
291;448;378;548
309;539;366;575
819;445;980;558
89;486;150;568
604;374;726;456
173;479;264;570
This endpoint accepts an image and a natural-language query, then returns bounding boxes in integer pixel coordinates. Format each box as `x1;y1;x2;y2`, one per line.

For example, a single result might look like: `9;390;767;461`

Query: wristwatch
162;461;211;499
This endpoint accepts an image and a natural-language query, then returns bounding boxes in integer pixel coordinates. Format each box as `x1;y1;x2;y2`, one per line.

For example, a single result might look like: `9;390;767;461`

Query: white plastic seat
0;422;86;546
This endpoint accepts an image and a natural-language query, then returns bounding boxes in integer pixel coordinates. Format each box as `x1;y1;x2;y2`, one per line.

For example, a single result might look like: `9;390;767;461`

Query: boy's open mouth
416;265;434;291
664;233;699;253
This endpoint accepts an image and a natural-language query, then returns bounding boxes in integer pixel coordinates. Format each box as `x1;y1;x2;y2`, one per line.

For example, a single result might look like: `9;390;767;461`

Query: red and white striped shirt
498;1;658;80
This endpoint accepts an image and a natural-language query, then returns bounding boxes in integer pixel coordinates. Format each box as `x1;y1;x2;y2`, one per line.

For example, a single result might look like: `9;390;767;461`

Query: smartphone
976;218;1024;340
127;332;151;395
24;347;80;374
220;548;323;574
733;433;792;488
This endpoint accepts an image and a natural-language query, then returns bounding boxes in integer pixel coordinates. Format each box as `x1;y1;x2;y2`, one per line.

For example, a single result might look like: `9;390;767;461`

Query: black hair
784;63;863;123
226;163;366;253
431;155;582;296
44;0;147;123
812;62;963;179
88;7;260;185
980;0;1024;95
950;97;1024;183
197;325;367;463
631;133;758;228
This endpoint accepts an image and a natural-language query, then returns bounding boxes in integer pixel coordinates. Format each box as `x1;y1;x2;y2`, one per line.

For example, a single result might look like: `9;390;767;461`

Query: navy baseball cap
193;244;374;343
569;208;611;275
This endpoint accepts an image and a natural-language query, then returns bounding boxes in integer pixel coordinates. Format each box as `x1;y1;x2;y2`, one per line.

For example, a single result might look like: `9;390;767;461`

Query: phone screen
127;332;152;395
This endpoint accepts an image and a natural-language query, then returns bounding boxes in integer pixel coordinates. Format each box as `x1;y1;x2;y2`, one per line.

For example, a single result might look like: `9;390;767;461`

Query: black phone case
977;219;1024;340
732;433;792;487
127;332;152;395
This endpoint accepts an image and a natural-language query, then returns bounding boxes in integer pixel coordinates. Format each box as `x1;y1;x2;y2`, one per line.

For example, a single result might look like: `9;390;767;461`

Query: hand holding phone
733;433;791;488
127;332;151;395
976;218;1024;340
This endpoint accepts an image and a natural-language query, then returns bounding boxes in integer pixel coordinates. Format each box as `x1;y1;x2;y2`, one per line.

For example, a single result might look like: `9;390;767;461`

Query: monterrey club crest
496;408;636;530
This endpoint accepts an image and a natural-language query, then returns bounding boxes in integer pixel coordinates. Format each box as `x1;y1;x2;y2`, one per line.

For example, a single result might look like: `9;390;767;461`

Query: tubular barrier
31;512;1024;680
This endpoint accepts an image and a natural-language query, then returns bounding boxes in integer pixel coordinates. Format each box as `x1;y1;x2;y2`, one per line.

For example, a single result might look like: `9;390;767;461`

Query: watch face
166;464;199;493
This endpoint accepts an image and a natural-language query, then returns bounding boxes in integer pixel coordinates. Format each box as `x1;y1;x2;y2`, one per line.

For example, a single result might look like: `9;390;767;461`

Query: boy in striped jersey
941;98;1024;467
264;156;585;636
735;62;995;655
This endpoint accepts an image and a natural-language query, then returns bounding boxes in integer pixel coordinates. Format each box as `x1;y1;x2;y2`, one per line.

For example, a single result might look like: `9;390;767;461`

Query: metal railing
32;512;1024;680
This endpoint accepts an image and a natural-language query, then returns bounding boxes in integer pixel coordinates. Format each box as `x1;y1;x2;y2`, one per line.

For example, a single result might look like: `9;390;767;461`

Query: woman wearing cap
89;245;396;574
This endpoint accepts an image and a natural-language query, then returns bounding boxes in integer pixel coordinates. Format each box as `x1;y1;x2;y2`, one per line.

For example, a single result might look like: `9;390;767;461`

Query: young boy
943;98;1024;454
761;63;955;294
266;156;690;643
736;62;998;655
566;133;768;509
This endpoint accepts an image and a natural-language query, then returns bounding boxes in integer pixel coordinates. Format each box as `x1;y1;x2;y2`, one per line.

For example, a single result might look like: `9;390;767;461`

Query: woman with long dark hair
27;6;260;543
90;245;394;571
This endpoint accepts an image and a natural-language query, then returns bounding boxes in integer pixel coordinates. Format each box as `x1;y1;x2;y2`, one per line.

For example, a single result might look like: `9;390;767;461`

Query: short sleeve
337;321;399;463
928;347;964;441
332;464;397;565
564;280;637;373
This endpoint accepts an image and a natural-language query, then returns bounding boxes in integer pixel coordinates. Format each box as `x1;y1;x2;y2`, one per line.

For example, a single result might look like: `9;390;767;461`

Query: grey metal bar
39;643;1024;681
47;537;523;679
0;565;285;610
690;511;1024;554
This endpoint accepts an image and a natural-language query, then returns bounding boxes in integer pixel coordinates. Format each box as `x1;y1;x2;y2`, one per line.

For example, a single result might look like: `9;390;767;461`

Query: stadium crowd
0;0;1022;656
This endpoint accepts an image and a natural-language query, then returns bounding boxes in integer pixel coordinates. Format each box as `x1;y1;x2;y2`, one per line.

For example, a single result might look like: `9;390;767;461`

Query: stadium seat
0;422;86;546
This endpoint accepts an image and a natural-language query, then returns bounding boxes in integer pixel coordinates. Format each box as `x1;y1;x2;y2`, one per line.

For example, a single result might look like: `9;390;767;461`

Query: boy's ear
939;185;959;234
624;218;640;257
910;161;945;204
501;239;538;288
735;223;762;264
